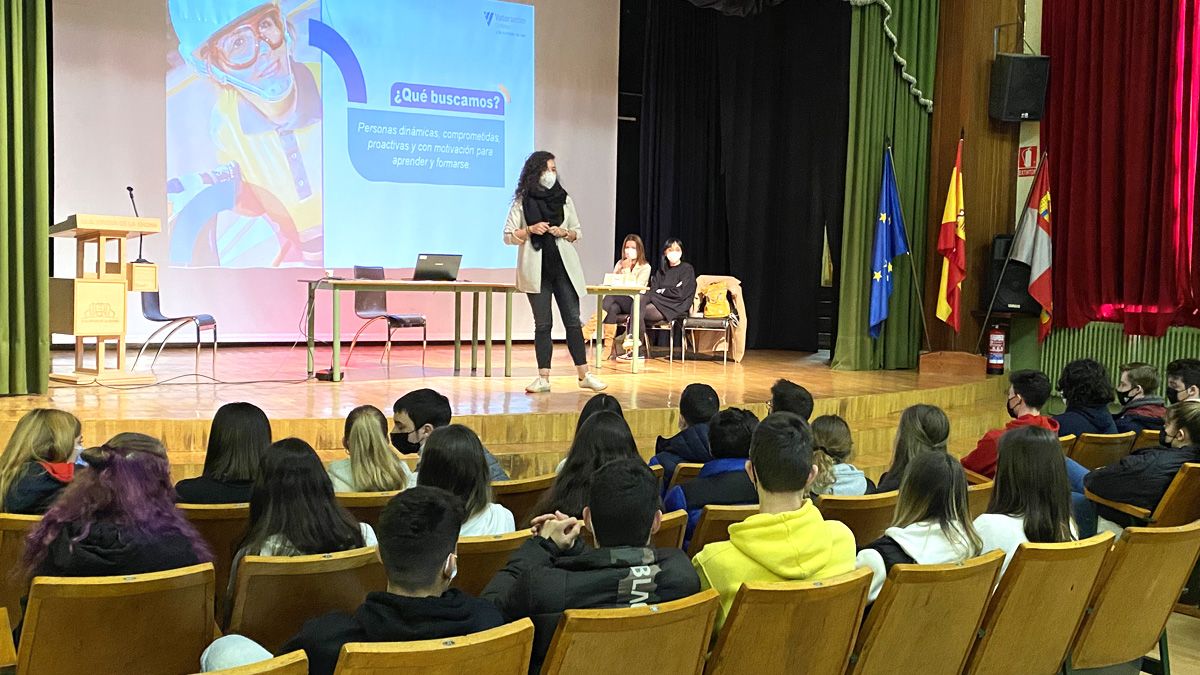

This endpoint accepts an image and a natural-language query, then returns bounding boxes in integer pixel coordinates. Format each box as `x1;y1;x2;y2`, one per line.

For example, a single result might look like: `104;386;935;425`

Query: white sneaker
578;373;608;391
525;376;551;394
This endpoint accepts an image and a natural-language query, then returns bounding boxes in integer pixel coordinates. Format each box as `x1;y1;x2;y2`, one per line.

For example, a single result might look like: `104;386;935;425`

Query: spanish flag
935;139;966;331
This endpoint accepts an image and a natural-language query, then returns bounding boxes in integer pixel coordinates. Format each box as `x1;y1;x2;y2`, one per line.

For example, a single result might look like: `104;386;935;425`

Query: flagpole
974;152;1049;353
886;140;934;354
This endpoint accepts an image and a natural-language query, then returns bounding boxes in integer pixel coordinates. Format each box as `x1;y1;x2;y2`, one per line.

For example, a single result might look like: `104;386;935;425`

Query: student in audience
1165;358;1200;404
857;452;983;601
484;459;699;673
392;388;509;482
664;408;759;548
23;433;212;577
692;412;855;633
417;425;516;537
876;404;950;493
769;379;815;421
0;408;82;514
1053;359;1119;437
809;414;871;495
1112;362;1168;433
176;402;271;504
622;237;697;360
650;383;720;483
554;393;626;474
961;370;1058;479
533;411;640;520
974;426;1076;575
200;487;505;675
327;405;413;493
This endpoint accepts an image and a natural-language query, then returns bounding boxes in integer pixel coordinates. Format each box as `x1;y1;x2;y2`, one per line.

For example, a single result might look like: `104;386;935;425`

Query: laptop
409;254;462;281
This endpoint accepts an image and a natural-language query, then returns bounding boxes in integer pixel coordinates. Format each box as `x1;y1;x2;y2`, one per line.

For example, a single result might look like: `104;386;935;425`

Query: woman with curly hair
1053;359;1118;437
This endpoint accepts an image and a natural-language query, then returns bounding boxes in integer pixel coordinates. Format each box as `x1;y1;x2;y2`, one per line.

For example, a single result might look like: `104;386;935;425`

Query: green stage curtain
832;0;939;370
1;0;50;394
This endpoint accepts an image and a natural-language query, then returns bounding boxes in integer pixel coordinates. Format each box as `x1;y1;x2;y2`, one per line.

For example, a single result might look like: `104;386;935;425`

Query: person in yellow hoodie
692;411;856;633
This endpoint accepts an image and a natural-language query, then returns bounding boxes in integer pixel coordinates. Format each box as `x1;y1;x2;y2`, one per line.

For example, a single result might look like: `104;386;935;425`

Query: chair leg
346;316;384;366
151;320;195;370
194;320;202;375
211;325;218;375
383;325;395;368
132;320;183;371
669;324;674;363
1160;629;1171;675
421;323;427;366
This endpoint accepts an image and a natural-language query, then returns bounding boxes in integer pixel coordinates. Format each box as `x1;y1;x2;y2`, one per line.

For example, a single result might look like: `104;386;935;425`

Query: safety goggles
205;6;285;71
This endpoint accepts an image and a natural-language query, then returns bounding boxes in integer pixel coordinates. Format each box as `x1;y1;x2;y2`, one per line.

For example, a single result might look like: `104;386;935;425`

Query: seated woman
622;238;697;360
809;415;872;496
23;433;213;577
531;411;640;521
974;425;1076;575
328;405;413;492
598;234;652;359
1053;359;1119;437
876;404;950;493
417;425;515;537
0;408;82;514
176;402;271;503
856;451;983;602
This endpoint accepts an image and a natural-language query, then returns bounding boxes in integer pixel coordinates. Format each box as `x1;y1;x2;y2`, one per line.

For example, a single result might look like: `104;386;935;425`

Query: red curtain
1043;0;1200;335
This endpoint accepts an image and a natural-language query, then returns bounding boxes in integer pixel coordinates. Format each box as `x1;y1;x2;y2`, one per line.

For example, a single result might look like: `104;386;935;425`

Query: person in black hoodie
1052;359;1119;438
650;383;720;485
484;459;700;674
623;237;697;360
200;486;505;674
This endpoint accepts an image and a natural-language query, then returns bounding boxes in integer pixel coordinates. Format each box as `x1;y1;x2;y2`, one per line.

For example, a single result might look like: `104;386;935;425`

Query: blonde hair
810;415;853;494
0;409;81;508
344;406;408;492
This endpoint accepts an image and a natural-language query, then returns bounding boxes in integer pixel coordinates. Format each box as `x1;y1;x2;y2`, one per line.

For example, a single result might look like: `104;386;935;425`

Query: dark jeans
527;271;587;370
1065;457;1099;538
602;295;632;323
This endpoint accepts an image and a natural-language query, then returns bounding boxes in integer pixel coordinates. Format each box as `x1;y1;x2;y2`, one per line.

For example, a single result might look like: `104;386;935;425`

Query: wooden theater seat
452;530;532;597
1068;432;1136;470
336;491;401;529
193;651;308;675
179;502;249;619
1132;428;1162;451
1058;434;1078;456
332;618;535;675
687;504;759;557
816;492;899;548
0;513;40;627
1084;462;1200;527
966;482;994;520
492;474;556;526
653;509;688;549
666;463;704;492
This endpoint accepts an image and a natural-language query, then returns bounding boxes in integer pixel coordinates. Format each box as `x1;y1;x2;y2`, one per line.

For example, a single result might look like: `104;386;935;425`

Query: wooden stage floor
3;343;1010;481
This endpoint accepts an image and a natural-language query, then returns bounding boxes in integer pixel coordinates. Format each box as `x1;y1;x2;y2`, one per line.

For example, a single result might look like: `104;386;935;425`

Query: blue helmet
168;0;295;101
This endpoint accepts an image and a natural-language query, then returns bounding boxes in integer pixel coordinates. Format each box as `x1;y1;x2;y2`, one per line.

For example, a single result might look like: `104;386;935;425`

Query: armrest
1084;489;1153;522
963;469;991;486
0;611;16;668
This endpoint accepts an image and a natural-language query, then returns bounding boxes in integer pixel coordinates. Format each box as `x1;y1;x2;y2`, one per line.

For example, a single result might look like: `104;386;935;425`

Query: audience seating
336;491;401;529
540;589;720;675
1067;432;1137;470
687;504;759;557
1058;434;1078;456
193;651;308;675
492;474;556;526
0;513;39;627
452;530;532;597
815;492;899;548
653;509;687;549
704;567;872;675
1084;462;1200;527
962;534;1113;674
331;618;535;675
1133;428;1162;451
179;502;250;619
966;482;994;520
2;563;215;675
847;550;1005;675
666;462;704;492
963;469;991;485
227;547;388;654
1065;522;1200;672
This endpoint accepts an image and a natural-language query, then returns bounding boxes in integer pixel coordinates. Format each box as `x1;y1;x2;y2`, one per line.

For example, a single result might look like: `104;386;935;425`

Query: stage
3;343;1010;481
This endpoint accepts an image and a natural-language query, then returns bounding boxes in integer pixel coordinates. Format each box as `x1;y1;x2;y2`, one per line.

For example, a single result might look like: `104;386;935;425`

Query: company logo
83;302;117;321
483;9;527;27
483;11;494;26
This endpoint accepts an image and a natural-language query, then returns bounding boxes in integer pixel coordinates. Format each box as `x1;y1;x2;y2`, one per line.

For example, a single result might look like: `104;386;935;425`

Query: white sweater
973;513;1079;577
856;521;975;602
460;502;517;537
502;196;588;298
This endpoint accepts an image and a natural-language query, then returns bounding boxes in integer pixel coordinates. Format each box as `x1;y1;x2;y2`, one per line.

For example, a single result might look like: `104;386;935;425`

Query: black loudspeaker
984;235;1041;314
989;54;1050;122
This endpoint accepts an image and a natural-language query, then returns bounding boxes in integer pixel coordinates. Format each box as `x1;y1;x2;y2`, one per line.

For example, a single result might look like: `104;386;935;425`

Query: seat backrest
962;533;1113;675
17;563;216;675
653;510;687;550
848;549;1004;675
178;502;250;617
195;650;308;675
492;474;557;526
1133;428;1162;451
966;482;994;520
1149;463;1200;527
816;492;900;548
0;513;40;627
332;618;534;675
452;530;533;597
1059;434;1077;456
687;504;759;557
540;589;719;675
141;291;168;321
963;469;991;485
667;463;705;492
353;266;388;317
1069;522;1200;669
1068;432;1137;470
705;568;872;675
650;464;665;490
335;491;401;530
228;547;388;654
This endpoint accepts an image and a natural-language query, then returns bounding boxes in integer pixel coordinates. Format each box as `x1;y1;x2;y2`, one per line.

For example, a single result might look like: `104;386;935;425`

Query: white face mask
539;171;557;190
666;250;683;264
624;247;638;260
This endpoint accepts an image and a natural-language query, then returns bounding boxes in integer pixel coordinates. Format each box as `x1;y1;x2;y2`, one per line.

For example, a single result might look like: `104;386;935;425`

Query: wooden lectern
49;214;160;385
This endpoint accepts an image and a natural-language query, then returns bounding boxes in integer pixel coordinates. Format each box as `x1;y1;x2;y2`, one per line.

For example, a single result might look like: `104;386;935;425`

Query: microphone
127;186;148;263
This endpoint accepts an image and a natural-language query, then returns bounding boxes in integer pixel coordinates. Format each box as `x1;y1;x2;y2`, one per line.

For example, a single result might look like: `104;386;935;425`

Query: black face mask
1167;387;1182;405
1161;428;1176;447
1117;387;1137;406
391;431;422;455
1006;395;1020;419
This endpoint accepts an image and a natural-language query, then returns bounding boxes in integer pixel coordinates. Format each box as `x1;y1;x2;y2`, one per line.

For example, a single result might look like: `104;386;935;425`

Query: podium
49;214;160;385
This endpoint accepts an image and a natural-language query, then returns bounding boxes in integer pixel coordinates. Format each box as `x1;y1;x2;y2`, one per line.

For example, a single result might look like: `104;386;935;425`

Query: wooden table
303;279;517;381
586;284;648;373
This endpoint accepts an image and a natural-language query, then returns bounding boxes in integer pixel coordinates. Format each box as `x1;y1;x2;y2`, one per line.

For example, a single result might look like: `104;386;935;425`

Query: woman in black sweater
623;238;697;360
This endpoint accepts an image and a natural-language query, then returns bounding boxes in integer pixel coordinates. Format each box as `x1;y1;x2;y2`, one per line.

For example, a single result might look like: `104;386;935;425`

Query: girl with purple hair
23;433;212;578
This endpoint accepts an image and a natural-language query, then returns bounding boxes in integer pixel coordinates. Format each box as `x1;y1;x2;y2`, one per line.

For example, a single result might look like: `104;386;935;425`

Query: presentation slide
165;0;534;270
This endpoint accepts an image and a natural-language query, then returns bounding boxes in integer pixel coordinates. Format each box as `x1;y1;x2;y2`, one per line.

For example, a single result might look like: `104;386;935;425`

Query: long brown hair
887;404;949;486
989;426;1075;543
892;451;982;557
0;409;80;509
620;234;648;267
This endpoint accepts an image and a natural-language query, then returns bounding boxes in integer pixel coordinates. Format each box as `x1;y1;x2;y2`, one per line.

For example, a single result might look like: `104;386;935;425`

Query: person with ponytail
0;408;82;514
23;433;212;578
329;405;413;492
876;404;950;493
809;415;871;496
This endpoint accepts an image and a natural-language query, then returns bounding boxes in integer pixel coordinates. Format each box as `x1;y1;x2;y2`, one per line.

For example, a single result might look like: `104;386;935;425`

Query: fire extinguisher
987;324;1006;375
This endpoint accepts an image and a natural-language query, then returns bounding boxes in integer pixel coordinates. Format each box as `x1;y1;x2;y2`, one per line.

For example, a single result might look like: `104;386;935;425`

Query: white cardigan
503;196;588;299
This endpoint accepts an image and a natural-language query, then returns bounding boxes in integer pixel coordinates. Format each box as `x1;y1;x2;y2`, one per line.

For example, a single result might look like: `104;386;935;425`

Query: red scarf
38;461;75;483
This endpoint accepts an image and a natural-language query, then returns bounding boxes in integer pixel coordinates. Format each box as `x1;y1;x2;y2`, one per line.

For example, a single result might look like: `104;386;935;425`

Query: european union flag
868;147;910;338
